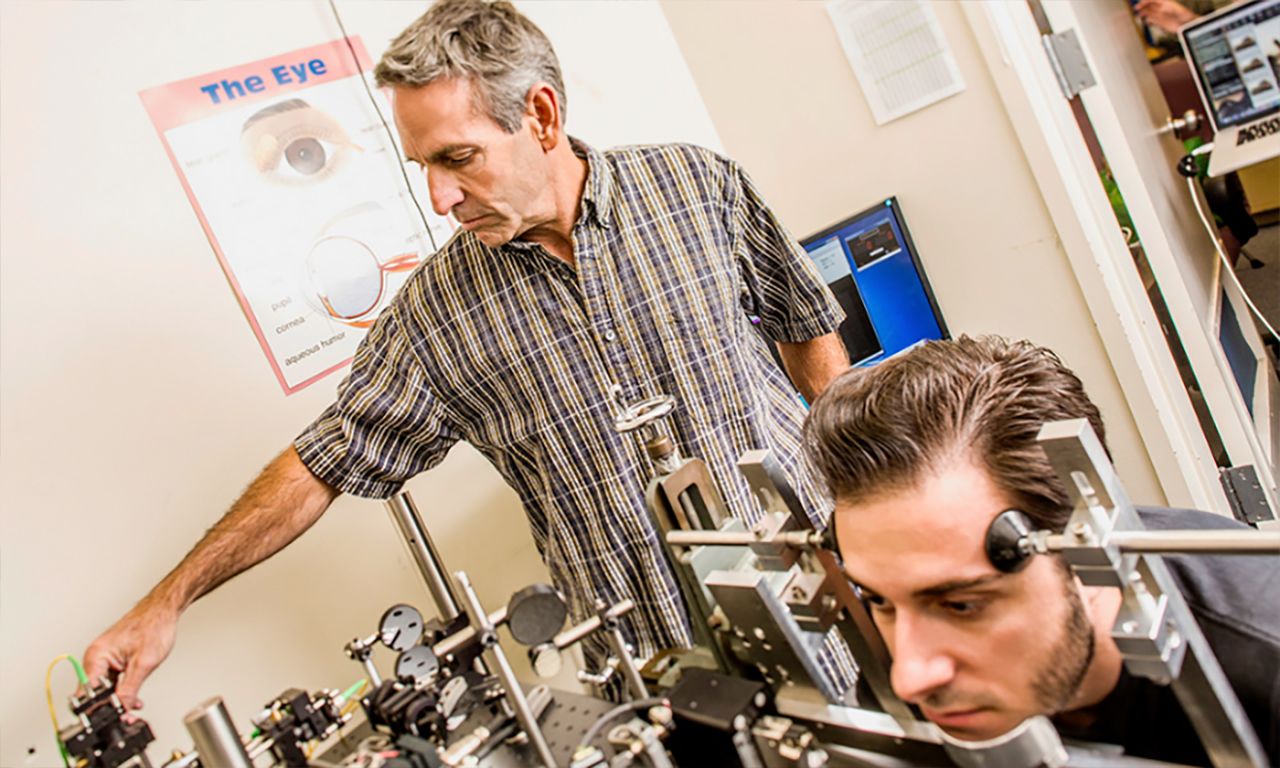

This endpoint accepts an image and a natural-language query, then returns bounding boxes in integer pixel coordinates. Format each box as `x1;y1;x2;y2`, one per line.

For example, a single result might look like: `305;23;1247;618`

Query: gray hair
374;0;567;134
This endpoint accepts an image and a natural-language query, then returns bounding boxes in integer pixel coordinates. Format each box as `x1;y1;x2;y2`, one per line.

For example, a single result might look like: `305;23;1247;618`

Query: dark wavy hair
804;336;1107;533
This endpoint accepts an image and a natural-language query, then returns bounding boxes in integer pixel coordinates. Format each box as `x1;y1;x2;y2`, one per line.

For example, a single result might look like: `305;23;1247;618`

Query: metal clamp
613;394;677;437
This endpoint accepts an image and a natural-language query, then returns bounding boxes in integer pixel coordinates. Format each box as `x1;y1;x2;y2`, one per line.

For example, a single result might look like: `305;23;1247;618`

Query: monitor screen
801;197;947;367
1182;0;1280;130
1219;288;1258;418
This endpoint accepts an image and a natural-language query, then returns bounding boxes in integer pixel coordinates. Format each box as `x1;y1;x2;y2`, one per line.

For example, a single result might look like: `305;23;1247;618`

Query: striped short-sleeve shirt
296;139;845;660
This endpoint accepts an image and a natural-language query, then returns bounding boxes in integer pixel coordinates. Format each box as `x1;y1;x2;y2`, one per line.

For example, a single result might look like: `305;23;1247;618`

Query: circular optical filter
378;604;425;652
306;236;383;320
395;644;440;685
505;584;568;647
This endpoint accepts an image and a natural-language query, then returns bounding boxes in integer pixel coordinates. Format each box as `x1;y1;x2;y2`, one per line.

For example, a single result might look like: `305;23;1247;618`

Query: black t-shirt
1053;507;1280;765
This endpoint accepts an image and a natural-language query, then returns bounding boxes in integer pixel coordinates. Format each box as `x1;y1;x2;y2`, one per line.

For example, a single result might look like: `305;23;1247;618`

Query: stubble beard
1030;570;1096;714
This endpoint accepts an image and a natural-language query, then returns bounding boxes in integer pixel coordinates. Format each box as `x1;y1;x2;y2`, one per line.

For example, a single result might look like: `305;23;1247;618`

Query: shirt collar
501;136;613;257
571;136;614;230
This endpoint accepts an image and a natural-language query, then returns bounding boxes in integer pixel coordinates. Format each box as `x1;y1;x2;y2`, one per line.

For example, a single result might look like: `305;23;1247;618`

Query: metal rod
598;600;647;701
246;738;272;761
183;698;253;768
1172;644;1268;767
665;529;820;549
432;606;508;660
553;599;635;649
1039;420;1268;766
814;549;919;725
385;491;462;619
361;655;383;688
454;571;558;768
1044;530;1280;554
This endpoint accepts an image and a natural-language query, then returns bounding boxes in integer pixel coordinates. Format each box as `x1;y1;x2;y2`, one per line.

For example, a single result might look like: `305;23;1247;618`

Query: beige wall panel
660;0;1164;506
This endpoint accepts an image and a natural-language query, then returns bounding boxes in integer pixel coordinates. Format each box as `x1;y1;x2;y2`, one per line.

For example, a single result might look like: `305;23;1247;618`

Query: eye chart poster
140;39;455;394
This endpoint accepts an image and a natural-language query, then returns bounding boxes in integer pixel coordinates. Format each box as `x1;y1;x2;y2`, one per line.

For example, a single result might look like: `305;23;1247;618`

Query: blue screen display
801;199;946;366
1219;289;1258;417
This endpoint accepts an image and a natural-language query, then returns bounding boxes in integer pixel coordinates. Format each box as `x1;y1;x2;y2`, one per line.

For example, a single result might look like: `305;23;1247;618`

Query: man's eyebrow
914;574;1005;599
425;143;477;164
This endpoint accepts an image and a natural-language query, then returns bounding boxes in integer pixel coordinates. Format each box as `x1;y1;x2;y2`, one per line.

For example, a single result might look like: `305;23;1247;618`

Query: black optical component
985;509;1035;573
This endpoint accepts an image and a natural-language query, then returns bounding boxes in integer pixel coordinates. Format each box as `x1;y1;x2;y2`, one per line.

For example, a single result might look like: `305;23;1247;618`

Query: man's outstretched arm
83;445;339;710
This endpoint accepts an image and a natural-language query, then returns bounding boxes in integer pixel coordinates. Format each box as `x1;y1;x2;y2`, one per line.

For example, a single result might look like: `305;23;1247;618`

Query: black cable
578;697;666;753
326;0;437;252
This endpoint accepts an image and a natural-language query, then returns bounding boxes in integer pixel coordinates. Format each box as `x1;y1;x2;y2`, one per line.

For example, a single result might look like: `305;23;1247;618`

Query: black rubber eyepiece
985;509;1035;573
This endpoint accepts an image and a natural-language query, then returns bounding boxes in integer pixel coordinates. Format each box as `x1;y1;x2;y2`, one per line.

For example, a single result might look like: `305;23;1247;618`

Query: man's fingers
80;643;120;696
81;644;109;683
115;668;143;710
115;657;156;711
83;608;178;711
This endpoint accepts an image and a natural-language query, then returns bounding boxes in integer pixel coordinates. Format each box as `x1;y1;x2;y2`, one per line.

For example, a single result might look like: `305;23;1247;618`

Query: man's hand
79;446;337;710
1134;0;1199;34
82;601;179;711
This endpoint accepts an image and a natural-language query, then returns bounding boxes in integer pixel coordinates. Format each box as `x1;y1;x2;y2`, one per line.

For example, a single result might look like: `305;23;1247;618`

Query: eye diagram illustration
303;236;420;326
241;98;358;184
300;204;423;328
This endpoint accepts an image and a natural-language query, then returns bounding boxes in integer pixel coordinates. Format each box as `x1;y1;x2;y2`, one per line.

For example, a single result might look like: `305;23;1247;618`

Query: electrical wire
326;0;438;253
340;678;369;703
339;679;369;718
1184;174;1279;342
45;655;88;768
578;697;667;753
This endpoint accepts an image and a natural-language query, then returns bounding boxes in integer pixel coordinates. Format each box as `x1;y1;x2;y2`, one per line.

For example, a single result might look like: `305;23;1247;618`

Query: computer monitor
1181;0;1280;132
801;197;947;366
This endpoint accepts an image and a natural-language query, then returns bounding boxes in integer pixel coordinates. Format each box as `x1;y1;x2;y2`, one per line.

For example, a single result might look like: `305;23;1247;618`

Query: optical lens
307;238;382;319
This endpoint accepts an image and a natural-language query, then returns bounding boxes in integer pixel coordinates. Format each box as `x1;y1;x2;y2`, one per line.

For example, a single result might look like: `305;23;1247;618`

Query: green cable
249;680;367;745
67;656;89;686
340;679;368;703
49;655;86;768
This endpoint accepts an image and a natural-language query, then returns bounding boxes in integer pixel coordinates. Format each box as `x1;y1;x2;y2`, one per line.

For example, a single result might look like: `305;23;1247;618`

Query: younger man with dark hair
804;335;1279;765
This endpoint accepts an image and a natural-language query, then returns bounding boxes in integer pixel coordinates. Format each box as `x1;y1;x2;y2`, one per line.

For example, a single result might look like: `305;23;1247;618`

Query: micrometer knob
613;394;677;434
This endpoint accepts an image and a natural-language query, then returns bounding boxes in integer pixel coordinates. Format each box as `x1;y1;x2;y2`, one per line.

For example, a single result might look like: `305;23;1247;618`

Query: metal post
385;491;461;620
183;698;253;768
344;634;383;688
454;571;559;768
1038;419;1268;767
595;599;648;701
1039;529;1280;554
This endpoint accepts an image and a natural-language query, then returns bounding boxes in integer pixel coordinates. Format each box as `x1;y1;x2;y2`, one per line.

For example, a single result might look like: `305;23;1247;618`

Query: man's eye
444;152;474;167
242;98;353;185
868;602;896;625
939;600;985;617
861;592;893;613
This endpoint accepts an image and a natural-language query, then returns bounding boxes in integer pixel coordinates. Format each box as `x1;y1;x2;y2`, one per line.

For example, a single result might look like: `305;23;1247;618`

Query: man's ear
526;83;561;150
1079;581;1122;623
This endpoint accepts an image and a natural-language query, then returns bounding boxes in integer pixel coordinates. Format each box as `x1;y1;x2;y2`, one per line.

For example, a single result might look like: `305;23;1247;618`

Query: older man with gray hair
84;0;850;705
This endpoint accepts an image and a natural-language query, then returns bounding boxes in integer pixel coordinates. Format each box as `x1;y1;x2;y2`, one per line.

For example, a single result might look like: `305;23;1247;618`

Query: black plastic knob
985;509;1035;573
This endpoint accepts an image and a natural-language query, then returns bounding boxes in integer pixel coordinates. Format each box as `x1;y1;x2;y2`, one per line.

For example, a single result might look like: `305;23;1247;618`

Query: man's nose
888;614;957;703
427;168;463;216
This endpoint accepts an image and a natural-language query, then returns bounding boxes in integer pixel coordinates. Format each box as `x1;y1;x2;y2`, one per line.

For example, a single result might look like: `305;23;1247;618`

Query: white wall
0;2;719;765
660;1;1166;507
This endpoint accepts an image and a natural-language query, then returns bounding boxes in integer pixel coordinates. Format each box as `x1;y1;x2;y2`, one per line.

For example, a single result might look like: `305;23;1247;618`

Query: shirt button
603;329;618;342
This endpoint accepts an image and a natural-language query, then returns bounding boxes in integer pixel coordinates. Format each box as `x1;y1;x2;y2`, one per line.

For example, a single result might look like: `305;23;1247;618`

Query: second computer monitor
801;197;947;366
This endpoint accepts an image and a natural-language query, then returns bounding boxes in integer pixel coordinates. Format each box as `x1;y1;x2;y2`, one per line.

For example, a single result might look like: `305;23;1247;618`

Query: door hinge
1042;29;1096;100
1220;465;1276;526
